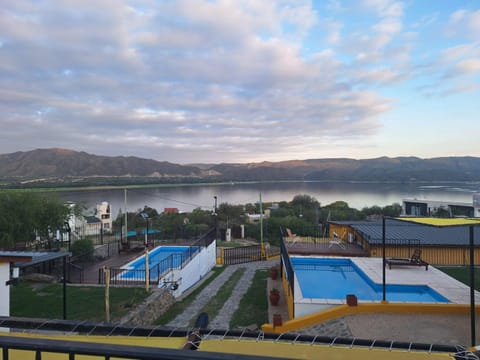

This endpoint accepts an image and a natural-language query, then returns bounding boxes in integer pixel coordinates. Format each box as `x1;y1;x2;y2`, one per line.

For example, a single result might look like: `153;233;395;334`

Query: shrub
71;238;94;261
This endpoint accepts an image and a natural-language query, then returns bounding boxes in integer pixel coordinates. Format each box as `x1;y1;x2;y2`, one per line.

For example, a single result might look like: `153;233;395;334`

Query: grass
230;269;268;329
438;266;480;290
11;281;149;321
191;268;246;326
154;266;226;324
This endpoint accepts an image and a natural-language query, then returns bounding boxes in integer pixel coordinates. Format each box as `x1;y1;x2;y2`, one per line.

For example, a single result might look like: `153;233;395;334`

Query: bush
71;238;94;261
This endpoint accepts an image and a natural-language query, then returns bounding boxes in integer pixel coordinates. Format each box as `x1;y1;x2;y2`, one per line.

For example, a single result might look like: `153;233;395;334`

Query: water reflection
53;181;480;214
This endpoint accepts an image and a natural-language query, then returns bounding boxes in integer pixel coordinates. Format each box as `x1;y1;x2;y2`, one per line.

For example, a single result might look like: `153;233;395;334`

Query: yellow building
328;218;480;266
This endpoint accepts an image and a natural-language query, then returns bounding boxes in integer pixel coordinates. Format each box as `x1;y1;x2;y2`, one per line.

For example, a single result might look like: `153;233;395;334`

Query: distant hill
1;148;480;187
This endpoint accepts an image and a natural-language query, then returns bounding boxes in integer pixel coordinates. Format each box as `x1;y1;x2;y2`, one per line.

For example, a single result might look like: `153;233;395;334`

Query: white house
95;201;112;233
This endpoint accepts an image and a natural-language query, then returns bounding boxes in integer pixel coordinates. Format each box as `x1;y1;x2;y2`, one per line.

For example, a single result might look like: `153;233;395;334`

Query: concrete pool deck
267;258;480;345
350;257;480;304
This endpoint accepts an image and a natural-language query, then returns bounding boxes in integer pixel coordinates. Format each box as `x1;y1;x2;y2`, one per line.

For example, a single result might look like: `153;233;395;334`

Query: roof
85;216;101;224
164;208;179;214
0;251;71;267
396;217;480;227
330;218;480;246
403;198;474;207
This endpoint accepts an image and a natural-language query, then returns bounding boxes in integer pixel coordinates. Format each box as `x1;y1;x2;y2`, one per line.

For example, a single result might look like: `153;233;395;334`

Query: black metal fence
222;245;263;265
99;251;198;285
279;228;295;306
99;227;216;285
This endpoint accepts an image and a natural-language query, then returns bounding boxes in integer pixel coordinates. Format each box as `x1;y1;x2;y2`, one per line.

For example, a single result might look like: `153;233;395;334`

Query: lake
53;181;480;214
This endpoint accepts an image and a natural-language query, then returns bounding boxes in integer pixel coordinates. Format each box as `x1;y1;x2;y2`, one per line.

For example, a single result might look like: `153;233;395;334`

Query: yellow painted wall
370;245;480;265
331;223;479;266
263;302;480;334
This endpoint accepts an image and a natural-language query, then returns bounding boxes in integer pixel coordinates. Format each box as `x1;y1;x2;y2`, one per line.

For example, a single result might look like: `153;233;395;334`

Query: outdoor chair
329;232;346;249
385;248;429;270
285;228;300;246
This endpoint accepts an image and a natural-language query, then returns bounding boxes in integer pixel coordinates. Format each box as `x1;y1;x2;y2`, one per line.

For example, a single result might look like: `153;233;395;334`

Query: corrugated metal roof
330;218;480;246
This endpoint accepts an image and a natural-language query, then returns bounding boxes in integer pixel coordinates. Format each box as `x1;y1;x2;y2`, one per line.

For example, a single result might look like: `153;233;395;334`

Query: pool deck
268;257;480;345
350;257;480;304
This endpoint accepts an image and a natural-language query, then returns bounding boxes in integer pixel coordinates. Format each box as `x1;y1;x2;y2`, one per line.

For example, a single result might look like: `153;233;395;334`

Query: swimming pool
120;246;198;280
292;257;449;303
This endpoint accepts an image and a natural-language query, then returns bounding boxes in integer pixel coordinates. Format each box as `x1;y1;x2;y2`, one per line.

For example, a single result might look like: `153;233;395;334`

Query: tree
322;201;365;221
0;191;70;249
382;203;402;217
217;203;244;227
289;194;320;223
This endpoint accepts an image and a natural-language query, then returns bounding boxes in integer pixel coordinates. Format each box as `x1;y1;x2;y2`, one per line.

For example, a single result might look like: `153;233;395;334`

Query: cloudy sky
1;1;479;164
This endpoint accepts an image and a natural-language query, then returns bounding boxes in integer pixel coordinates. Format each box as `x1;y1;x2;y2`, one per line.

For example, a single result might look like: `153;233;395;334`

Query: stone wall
119;288;176;326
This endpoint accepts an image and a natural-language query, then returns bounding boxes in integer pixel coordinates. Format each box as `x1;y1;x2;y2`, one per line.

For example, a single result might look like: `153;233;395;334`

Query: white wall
160;240;217;297
0;263;10;316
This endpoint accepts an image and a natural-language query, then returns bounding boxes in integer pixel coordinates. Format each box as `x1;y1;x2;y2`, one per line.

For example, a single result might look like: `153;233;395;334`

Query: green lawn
10;264;270;328
11;281;149;321
230;269;268;329
438;266;480;290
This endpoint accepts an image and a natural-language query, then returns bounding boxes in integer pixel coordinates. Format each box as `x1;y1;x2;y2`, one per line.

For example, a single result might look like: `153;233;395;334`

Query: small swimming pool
292;257;449;303
120;246;198;280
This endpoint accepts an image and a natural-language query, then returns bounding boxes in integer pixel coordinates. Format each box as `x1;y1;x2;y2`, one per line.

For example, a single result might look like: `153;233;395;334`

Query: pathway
167;259;278;329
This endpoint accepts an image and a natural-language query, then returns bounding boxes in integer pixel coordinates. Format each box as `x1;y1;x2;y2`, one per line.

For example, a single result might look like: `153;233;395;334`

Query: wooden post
104;266;110;322
145;249;150;292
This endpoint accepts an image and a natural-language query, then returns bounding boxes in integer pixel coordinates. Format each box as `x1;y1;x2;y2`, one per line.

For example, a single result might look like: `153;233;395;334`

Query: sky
1;1;479;164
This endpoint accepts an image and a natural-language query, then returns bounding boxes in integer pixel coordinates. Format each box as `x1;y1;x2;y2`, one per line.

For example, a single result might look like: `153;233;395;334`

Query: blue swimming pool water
120;246;197;280
291;257;449;303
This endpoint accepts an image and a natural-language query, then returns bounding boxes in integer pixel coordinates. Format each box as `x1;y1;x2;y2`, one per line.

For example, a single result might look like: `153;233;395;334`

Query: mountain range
1;148;480;187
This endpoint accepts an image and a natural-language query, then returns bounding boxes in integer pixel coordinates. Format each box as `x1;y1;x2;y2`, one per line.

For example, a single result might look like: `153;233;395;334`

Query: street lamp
139;212;149;247
64;222;71;252
213;196;218;240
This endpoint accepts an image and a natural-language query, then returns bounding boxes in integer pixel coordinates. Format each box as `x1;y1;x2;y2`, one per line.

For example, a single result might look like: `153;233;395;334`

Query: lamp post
64;222;71;252
139;212;149;247
213;196;218;240
138;212;150;290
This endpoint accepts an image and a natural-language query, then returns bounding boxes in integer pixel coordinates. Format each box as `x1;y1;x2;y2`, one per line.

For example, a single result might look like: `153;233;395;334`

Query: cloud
2;1;479;162
447;9;480;39
0;0;397;162
362;0;404;18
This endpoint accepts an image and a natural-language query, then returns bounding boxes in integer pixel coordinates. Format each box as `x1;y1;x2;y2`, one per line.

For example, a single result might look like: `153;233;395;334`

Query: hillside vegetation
1;148;480;188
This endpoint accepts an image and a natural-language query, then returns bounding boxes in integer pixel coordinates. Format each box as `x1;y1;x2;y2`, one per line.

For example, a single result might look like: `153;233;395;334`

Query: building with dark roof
329;218;480;265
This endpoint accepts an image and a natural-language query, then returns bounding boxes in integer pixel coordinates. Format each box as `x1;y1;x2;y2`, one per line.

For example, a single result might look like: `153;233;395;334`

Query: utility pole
124;189;128;244
259;193;263;248
214;196;218;240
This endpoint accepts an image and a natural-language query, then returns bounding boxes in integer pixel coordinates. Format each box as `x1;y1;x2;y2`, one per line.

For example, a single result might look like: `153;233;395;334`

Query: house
402;193;480;217
329;218;480;265
83;216;102;236
95;201;112;233
164;208;179;214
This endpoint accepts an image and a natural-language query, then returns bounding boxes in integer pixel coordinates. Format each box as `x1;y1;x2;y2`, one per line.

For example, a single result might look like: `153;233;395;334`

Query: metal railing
222;245;262;265
279;228;295;302
99;228;215;285
0;317;466;359
0;334;275;360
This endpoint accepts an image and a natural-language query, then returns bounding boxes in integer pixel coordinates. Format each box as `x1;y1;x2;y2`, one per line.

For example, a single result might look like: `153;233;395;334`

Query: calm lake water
54;181;480;214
